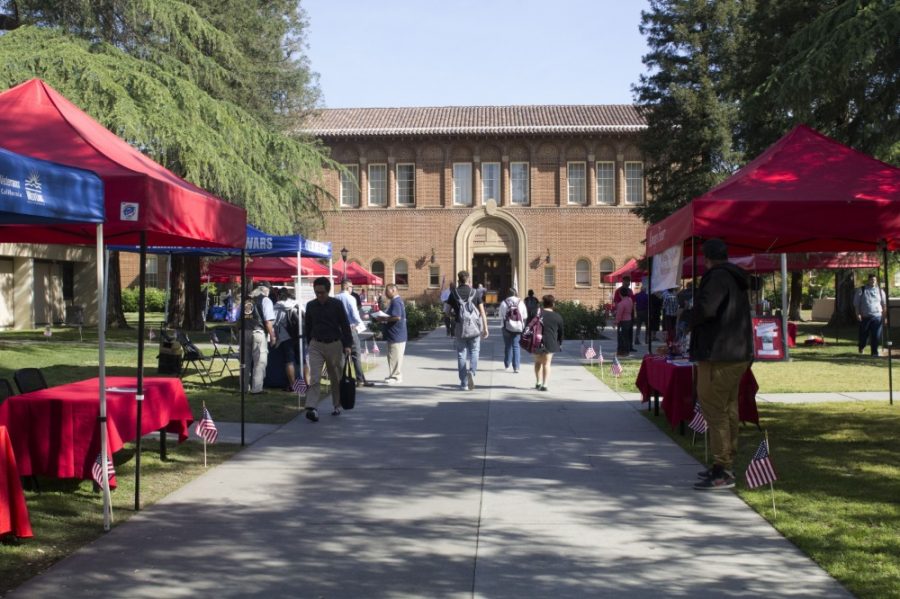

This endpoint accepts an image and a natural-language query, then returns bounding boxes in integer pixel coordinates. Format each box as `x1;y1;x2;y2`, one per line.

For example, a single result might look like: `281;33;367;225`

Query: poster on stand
752;317;784;360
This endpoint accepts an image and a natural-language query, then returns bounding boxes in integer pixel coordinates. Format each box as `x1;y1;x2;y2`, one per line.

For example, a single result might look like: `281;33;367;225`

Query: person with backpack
499;287;527;373
242;281;277;395
337;279;374;387
445;270;489;390
532;294;563;392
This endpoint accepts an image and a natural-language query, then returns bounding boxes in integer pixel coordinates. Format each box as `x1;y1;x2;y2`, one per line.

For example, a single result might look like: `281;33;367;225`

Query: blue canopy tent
0;147;115;528
112;224;332;443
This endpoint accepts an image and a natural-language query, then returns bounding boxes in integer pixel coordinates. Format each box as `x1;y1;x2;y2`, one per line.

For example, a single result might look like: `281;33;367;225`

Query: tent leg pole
882;242;893;405
781;253;790;361
240;249;246;447
135;233;147;511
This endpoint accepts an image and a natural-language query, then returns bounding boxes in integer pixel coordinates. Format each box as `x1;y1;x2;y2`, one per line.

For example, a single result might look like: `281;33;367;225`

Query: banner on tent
752;317;784;360
651;245;682;293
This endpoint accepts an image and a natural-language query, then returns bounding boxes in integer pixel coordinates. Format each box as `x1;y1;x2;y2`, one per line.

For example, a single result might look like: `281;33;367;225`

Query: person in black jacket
689;239;753;490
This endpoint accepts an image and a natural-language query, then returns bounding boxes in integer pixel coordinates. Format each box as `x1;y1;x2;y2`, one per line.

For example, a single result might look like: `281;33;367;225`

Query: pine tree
632;0;751;224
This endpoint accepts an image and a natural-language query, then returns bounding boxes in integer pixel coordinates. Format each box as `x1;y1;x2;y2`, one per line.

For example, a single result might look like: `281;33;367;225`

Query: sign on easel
752;317;784;360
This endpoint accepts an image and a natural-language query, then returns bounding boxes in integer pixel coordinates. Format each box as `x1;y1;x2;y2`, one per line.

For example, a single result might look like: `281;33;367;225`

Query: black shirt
539;309;564;353
304;297;353;349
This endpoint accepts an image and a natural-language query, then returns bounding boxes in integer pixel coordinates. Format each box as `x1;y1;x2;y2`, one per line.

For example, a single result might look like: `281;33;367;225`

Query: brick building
304;105;648;307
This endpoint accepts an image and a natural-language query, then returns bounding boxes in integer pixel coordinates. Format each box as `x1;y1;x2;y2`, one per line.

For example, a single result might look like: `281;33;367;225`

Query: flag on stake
92;452;116;487
292;377;308;395
585;344;597;360
610;356;623;377
148;329;156;341
373;342;380;354
195;406;218;444
745;439;777;489
688;403;708;434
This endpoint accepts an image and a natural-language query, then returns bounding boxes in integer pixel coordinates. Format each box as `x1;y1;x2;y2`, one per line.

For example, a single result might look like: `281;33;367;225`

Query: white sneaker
466;371;474;390
504;366;511;372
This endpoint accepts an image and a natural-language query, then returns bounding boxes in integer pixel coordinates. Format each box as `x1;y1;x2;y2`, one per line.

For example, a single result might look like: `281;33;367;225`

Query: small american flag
598;349;604;365
745;439;778;489
362;342;369;357
195;406;218;444
688;403;708;434
584;345;596;360
373;342;380;354
92;452;116;487
292;377;308;395
610;356;623;377
148;329;156;341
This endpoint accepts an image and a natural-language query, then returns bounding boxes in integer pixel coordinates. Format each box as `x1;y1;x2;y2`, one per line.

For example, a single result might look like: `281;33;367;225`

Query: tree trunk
105;252;130;329
167;256;185;329
828;269;857;326
183;256;204;330
789;270;803;321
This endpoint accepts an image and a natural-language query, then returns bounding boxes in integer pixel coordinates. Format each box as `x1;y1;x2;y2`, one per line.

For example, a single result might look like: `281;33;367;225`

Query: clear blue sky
303;0;650;108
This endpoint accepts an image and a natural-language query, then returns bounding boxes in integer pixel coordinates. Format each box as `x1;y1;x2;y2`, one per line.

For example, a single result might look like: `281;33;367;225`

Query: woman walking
533;294;564;391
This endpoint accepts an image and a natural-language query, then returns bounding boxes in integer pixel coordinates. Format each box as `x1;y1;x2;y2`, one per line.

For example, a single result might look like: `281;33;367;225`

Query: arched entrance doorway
455;203;527;309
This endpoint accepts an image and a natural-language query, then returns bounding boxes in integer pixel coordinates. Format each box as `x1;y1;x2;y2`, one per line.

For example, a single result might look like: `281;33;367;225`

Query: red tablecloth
0;425;32;538
0;377;193;481
635;356;759;429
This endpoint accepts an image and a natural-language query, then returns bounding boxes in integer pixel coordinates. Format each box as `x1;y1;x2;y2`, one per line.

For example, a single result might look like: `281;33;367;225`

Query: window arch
394;259;409;287
599;258;615;284
371;260;385;283
575;258;591;287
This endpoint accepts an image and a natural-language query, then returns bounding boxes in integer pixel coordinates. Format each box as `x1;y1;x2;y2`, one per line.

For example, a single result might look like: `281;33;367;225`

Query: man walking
690;239;753;490
303;277;353;422
445;270;489;390
244;281;276;394
854;273;887;357
337;279;374;387
375;283;407;384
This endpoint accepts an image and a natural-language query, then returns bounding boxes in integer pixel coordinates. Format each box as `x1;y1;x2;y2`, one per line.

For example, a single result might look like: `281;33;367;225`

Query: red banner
752;317;784;360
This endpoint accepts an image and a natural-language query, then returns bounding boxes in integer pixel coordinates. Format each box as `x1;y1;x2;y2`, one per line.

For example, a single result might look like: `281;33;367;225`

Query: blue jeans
502;329;521;370
455;336;481;383
858;315;883;355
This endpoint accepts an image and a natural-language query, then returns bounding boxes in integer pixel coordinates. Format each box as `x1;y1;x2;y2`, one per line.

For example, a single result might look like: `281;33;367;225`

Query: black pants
617;321;633;354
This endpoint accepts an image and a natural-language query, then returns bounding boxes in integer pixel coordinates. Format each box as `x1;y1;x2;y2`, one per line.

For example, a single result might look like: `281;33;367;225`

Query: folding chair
175;331;212;384
209;326;240;378
0;378;15;404
14;367;49;394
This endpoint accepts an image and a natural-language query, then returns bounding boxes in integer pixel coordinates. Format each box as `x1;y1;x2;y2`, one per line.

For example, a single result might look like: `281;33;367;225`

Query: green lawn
643;401;900;599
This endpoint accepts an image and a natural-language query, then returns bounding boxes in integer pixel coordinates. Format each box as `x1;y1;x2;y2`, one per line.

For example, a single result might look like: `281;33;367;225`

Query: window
596;161;615;204
599;258;615;284
481;162;500;204
396;163;415;206
340;165;359;207
429;266;440;288
371;260;385;283
576;259;591;287
567;162;586;205
394;260;409;287
368;163;387;206
625;161;644;205
453;163;472;206
543;265;556;287
145;256;159;288
511;162;529;205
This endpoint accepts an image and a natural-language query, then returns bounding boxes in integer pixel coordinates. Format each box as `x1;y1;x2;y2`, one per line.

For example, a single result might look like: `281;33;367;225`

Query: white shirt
498;296;527;324
336;290;363;326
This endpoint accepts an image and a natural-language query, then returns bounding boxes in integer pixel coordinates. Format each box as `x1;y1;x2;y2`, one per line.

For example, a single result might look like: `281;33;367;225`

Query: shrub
554;300;607;340
122;286;167;312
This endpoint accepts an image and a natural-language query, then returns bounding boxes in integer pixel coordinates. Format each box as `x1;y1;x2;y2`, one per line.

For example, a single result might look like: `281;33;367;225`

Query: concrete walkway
13;322;851;598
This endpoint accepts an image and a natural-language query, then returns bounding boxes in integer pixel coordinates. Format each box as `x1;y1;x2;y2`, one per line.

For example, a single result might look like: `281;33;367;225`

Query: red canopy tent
206;256;329;281
0;79;245;247
603;258;640;283
646;125;900;258
341;261;384;286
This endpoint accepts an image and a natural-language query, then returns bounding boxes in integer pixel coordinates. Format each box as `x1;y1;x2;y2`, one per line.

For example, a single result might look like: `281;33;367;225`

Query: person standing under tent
243;281;276;394
690;239;753;490
615;287;634;356
337;279;374;387
633;286;649;346
303;277;353;421
854;273;887;357
273;287;301;391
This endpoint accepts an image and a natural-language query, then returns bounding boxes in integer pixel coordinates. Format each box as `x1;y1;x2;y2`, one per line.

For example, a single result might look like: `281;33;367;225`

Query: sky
302;0;651;108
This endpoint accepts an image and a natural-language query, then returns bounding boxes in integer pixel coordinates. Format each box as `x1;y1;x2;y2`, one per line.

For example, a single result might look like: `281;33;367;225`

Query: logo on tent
247;236;273;250
0;173;21;198
24;171;44;204
120;202;139;221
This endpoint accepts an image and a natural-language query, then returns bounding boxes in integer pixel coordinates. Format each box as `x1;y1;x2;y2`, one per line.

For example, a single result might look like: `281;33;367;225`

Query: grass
0;438;240;596
640;401;900;599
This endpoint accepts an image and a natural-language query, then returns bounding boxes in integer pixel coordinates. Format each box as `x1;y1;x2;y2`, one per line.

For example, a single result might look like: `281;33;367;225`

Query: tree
0;1;334;328
632;0;751;224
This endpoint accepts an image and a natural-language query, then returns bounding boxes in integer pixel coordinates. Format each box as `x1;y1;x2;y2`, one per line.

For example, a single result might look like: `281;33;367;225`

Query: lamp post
340;246;348;282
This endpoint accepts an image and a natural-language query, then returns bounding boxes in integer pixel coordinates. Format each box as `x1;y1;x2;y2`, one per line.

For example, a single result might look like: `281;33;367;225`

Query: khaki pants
696;360;751;471
387;341;406;381
305;340;344;410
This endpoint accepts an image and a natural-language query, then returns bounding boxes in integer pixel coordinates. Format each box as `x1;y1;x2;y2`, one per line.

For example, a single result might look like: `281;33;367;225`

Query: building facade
305;105;648;307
